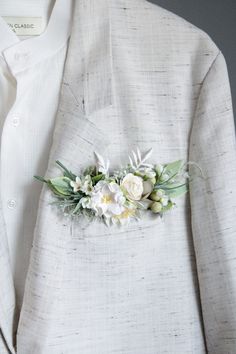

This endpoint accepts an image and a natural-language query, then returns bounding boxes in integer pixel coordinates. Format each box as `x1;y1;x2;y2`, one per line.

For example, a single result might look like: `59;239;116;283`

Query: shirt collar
0;0;73;75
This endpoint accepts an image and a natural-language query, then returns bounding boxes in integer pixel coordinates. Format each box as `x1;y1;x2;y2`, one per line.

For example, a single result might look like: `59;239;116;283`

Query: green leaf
91;173;105;184
48;176;73;196
83;165;96;176
47;181;64;196
55;160;77;180
72;193;85;200
72;202;82;215
163;183;189;198
164;160;184;176
34;175;48;183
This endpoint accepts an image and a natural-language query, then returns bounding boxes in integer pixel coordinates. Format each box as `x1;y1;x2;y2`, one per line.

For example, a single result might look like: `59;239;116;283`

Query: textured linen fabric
0;0;236;353
189;50;236;353
0;0;73;351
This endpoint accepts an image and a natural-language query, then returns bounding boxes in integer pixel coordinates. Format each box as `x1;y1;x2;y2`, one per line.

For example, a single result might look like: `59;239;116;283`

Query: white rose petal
142;180;154;198
121;173;144;201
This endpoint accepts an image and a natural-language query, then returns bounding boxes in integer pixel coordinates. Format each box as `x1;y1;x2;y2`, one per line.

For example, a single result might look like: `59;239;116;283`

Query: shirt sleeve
188;50;236;353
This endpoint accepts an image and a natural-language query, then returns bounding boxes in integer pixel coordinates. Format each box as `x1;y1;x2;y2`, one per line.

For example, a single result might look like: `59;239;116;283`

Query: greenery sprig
34;147;201;226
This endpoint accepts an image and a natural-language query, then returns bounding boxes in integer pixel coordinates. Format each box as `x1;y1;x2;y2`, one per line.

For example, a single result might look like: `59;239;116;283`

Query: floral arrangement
34;148;199;226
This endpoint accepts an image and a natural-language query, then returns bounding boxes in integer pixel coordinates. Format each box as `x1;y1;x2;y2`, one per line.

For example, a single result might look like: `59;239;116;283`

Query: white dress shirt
0;0;72;311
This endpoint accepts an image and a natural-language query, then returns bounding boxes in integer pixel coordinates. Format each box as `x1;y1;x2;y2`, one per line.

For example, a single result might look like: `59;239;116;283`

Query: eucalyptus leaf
163;183;189;198
34;175;48;183
72;202;82;215
163;160;185;178
55;160;77;180
47;181;65;197
49;176;73;196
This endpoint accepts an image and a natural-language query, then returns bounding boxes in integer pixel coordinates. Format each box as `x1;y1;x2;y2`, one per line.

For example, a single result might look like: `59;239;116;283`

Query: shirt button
12;117;20;126
7;199;17;209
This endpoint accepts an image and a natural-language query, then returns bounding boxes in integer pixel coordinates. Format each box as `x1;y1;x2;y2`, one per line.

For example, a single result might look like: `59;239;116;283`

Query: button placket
2;110;22;213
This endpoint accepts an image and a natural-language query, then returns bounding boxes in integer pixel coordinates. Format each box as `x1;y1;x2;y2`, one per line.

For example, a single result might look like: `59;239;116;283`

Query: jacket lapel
43;0;113;178
16;0;113;349
62;0;113;116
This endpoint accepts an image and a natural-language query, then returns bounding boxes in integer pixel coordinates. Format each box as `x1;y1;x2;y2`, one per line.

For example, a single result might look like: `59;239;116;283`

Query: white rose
121;173;144;201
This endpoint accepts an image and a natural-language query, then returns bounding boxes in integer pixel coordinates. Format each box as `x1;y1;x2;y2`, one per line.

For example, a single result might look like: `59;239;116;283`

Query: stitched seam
189;50;222;141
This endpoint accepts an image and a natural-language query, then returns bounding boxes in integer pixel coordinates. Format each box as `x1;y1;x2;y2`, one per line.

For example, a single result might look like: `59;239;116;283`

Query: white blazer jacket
1;0;236;353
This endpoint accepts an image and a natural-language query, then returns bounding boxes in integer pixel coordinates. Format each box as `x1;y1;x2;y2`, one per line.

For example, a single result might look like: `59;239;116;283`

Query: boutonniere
34;148;202;226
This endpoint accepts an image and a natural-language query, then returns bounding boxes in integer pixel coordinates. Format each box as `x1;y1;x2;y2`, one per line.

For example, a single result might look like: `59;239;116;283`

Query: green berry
150;201;162;213
150;191;161;201
150;177;156;185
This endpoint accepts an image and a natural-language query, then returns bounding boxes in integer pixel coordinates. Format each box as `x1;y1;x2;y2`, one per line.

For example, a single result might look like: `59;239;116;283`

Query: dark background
150;0;236;124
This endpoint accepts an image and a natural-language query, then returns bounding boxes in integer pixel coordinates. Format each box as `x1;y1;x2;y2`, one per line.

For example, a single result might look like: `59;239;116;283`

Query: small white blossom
79;196;92;209
70;176;82;192
80;175;93;195
160;195;169;206
89;180;126;218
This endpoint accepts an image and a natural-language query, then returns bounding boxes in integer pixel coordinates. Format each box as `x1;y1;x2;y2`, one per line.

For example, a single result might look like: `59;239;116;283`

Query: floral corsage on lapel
34;148;202;226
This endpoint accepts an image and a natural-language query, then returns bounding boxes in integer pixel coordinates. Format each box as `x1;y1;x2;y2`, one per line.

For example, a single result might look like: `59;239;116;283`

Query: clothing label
2;16;45;36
